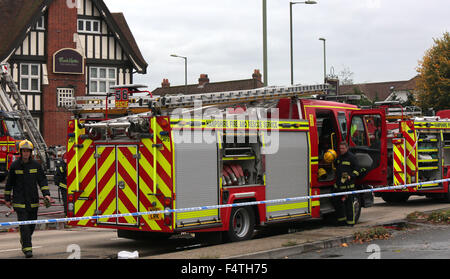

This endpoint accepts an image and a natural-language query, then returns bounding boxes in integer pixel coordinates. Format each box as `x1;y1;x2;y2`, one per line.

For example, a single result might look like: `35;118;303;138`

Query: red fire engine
65;84;389;241
0;111;25;180
375;112;450;203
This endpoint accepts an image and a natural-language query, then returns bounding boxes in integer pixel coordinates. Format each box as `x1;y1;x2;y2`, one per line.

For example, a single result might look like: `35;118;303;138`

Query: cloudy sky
103;0;449;90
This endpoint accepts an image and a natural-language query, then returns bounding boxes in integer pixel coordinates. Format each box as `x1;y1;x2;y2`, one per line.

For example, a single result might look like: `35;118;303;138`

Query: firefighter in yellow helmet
331;141;366;226
4;140;52;258
324;149;337;163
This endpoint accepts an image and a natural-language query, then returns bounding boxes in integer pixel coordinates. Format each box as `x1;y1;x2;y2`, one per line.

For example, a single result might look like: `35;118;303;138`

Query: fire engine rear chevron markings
401;121;418;184
116;145;139;225
66;117;175;231
393;139;406;187
2;178;450;228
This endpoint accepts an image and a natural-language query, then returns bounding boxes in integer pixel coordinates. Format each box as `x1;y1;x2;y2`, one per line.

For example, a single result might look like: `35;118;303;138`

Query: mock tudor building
0;0;147;146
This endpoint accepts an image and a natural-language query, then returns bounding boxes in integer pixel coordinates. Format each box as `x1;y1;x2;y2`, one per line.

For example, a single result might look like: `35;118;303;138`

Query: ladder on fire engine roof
0;63;48;167
374;101;423;120
76;83;330;130
70;83;330;117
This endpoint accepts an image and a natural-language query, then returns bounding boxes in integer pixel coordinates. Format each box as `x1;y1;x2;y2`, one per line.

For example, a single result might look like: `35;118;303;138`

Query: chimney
161;78;170;88
198;74;209;86
252;69;262;82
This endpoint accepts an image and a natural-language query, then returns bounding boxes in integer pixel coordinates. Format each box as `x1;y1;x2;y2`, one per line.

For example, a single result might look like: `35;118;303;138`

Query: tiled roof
153;71;264;96
111;12;148;73
0;0;49;62
339;76;418;101
0;0;148;73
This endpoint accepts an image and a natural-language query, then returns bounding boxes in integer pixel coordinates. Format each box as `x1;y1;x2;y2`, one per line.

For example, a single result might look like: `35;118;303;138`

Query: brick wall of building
43;0;85;146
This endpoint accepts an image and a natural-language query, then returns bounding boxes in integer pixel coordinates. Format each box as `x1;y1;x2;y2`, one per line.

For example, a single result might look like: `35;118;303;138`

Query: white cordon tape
1;178;449;228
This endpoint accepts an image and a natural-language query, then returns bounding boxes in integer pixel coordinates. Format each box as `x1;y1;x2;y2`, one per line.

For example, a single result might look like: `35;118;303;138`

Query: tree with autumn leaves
415;32;450;113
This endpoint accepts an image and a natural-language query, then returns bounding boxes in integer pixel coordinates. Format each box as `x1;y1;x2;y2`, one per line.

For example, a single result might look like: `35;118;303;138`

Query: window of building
77;19;101;34
20;64;40;92
57;88;75;108
89;67;116;94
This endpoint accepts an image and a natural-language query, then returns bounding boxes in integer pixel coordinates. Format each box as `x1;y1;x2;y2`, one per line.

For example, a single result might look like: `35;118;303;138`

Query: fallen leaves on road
353;226;391;244
407;210;450;225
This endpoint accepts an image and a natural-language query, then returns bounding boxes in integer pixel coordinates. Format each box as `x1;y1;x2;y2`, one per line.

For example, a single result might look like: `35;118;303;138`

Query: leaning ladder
0;63;48;167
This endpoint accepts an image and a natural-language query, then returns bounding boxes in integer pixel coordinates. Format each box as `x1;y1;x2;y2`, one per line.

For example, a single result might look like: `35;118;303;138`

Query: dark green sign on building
53;48;84;75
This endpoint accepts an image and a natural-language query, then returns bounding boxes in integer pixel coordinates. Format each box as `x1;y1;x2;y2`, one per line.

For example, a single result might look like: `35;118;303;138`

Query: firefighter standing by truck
3;140;52;258
332;141;365;226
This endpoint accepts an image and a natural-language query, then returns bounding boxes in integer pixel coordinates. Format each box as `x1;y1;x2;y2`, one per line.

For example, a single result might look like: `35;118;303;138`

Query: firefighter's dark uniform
54;159;67;216
332;150;365;226
4;158;50;255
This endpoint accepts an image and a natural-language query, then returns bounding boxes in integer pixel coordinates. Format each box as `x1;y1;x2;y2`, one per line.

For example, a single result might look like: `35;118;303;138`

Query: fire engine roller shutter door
264;131;310;220
173;132;219;227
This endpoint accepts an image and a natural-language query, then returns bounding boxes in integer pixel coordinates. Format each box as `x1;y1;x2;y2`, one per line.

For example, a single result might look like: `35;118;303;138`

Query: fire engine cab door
95;145;139;226
347;109;387;187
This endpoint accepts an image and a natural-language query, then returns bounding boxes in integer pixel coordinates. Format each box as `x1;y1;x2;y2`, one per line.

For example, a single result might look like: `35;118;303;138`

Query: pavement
0;178;67;232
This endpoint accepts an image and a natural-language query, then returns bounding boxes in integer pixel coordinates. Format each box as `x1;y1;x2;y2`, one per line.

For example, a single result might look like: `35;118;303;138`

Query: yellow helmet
19;140;34;152
324;149;337;163
318;168;327;178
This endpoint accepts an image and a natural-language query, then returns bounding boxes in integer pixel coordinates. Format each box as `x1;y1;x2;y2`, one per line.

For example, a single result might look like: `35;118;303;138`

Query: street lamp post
170;54;188;94
262;0;268;87
290;1;317;85
319;37;326;82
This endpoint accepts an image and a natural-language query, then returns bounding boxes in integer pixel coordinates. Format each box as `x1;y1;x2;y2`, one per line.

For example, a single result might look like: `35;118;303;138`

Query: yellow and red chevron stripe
401;121;418;185
67;120;97;226
393;138;406;187
67;117;175;232
138;117;174;232
96;146;118;224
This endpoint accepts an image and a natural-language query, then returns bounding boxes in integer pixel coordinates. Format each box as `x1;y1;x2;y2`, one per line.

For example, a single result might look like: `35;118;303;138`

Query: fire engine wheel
225;206;255;242
380;193;410;204
354;196;362;224
117;229;171;241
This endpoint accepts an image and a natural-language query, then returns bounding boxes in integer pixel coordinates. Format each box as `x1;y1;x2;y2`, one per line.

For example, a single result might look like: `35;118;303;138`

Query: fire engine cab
0;111;25;180
66;84;387;241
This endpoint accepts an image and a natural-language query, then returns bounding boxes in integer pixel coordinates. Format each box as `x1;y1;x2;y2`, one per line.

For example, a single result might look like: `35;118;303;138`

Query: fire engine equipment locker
264;125;310;220
173;132;220;227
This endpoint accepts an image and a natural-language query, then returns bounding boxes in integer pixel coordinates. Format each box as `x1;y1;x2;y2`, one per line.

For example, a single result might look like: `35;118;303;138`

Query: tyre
442;186;450;203
380;192;410;204
117;229;171;241
354;196;362;224
224;206;255;242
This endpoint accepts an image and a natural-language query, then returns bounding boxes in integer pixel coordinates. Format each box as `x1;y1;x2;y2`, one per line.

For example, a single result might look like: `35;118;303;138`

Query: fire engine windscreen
4;119;24;139
349;114;383;169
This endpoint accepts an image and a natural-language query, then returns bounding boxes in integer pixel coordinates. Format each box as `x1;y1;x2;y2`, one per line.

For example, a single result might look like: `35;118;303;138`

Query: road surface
0;196;449;259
